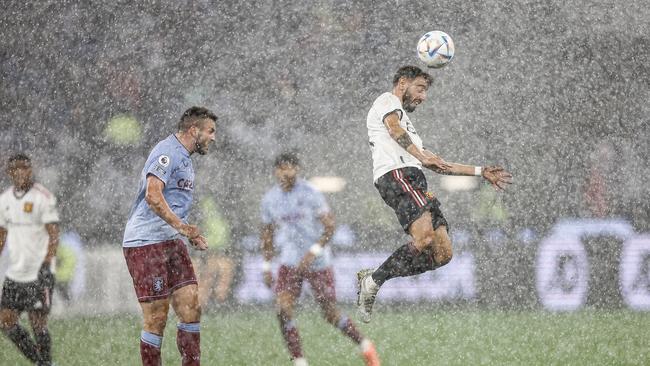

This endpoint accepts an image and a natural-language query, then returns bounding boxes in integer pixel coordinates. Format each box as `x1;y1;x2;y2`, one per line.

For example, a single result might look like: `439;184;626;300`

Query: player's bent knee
433;248;453;266
413;233;435;251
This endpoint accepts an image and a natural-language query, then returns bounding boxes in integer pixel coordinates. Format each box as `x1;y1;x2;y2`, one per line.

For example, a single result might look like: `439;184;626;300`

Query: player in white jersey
0;154;59;365
357;65;512;322
260;152;380;366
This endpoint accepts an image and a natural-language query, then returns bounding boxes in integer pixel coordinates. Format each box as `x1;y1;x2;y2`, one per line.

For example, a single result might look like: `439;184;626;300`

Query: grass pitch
1;307;648;365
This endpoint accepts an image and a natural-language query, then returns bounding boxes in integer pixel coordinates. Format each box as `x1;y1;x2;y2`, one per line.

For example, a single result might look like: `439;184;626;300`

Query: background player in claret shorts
0;154;59;366
260;152;380;366
122;107;216;366
357;66;513;322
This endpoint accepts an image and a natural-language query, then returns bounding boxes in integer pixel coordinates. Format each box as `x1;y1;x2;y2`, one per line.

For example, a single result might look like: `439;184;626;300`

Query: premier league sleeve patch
158;155;170;167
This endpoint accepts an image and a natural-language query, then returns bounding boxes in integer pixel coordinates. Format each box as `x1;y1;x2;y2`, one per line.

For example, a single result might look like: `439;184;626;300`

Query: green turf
1;307;648;365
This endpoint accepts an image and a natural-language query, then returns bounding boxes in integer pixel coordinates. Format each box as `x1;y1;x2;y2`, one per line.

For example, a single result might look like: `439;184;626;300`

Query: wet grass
1;307;648;365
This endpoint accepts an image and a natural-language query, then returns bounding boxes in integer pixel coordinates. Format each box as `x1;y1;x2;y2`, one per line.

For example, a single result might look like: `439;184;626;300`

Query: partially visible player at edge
260;152;380;366
122;107;216;366
358;65;512;322
0;154;59;366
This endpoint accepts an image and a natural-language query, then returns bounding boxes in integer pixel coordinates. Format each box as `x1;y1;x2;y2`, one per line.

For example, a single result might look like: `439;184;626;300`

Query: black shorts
375;167;448;234
0;278;53;313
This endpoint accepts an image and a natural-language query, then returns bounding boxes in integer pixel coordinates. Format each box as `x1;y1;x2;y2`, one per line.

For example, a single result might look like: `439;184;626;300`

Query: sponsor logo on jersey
177;179;194;190
23;202;33;213
153;277;164;293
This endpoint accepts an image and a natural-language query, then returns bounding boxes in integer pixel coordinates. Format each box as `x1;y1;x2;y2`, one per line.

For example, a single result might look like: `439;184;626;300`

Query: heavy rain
0;0;648;365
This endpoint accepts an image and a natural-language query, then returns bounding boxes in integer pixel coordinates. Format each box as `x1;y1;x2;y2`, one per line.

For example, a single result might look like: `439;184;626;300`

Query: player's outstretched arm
423;151;513;190
481;166;513;191
383;112;452;172
145;175;205;248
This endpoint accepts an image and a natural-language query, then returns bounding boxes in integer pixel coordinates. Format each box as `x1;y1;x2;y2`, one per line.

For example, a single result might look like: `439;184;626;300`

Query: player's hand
263;271;274;288
179;224;201;239
38;262;55;288
189;235;208;250
421;150;452;173
297;252;316;275
482;166;513;191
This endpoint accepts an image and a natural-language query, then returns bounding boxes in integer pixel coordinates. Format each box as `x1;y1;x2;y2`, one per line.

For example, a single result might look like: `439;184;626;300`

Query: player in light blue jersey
260;152;380;366
123;106;216;366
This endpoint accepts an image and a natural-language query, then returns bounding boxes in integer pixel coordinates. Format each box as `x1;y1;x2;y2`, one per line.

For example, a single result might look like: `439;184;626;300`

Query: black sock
35;329;51;364
371;243;436;286
3;324;40;362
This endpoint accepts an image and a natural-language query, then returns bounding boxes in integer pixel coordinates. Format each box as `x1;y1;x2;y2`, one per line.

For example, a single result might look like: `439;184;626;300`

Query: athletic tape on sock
141;330;163;348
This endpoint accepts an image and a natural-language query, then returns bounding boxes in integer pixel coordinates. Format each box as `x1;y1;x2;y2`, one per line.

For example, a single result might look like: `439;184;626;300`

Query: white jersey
0;183;59;282
367;92;424;182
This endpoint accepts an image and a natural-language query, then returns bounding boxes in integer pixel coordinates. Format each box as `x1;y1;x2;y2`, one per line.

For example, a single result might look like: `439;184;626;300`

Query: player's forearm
260;226;275;261
316;214;335;247
44;223;59;263
432;162;477;176
0;228;6;255
145;192;184;231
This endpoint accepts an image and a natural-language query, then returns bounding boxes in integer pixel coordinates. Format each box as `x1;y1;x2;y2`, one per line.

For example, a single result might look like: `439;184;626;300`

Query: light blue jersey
123;135;195;247
261;179;332;269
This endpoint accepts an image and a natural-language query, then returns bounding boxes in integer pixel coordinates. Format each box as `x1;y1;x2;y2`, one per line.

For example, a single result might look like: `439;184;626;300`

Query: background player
358;65;512;322
122;106;216;365
260;152;380;366
0;154;59;366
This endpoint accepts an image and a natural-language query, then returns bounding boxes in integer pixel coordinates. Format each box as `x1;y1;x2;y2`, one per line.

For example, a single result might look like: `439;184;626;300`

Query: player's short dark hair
7;153;31;166
274;152;300;168
392;65;433;87
178;106;218;132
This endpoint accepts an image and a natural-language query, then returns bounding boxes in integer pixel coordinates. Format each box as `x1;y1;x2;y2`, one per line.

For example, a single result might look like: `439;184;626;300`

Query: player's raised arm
421;150;513;190
145;174;206;248
383;112;452;172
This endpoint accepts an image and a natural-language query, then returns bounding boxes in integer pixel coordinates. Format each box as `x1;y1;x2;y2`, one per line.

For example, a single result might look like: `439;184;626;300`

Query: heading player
260;152;380;366
0;154;59;366
123;106;216;365
358;65;512;322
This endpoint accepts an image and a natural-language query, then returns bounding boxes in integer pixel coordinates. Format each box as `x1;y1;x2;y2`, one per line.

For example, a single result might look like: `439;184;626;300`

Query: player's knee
433;248;452;266
432;240;453;266
0;314;16;330
144;312;168;333
413;232;435;251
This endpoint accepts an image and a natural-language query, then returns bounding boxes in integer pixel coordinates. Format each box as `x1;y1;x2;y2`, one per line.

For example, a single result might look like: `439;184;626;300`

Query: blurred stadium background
0;0;649;364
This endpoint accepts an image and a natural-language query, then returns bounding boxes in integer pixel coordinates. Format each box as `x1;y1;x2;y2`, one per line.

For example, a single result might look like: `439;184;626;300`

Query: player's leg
168;239;201;366
372;211;452;287
309;269;380;366
124;243;173;366
275;265;305;364
140;299;170;366
0;279;41;363
171;284;201;366
0;308;40;363
28;310;51;365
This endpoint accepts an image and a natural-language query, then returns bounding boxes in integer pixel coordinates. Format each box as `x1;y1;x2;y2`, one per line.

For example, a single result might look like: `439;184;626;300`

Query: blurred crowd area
0;0;648;254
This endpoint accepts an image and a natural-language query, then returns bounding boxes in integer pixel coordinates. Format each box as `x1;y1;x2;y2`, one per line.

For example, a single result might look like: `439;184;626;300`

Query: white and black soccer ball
416;31;455;69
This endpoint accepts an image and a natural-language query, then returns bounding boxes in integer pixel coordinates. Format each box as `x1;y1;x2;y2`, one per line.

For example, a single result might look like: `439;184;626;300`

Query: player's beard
194;134;210;155
402;91;418;112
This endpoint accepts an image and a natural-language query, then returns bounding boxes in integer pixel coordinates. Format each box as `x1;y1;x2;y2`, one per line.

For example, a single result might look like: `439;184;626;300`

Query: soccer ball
416;31;455;69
